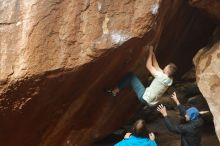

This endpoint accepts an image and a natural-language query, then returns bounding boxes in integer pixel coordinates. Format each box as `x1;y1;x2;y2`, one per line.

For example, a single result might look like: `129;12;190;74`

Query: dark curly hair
131;119;149;137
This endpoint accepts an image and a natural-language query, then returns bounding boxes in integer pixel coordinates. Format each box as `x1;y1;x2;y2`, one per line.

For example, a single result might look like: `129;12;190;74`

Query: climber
157;92;204;146
107;45;177;106
114;119;157;146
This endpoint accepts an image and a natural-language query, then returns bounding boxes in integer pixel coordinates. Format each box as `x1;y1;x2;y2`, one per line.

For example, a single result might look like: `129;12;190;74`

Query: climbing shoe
106;89;117;97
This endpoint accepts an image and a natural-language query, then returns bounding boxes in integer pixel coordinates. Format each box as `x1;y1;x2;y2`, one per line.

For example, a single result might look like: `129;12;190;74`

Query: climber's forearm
152;52;161;70
146;46;157;75
146;53;153;68
146;55;157;76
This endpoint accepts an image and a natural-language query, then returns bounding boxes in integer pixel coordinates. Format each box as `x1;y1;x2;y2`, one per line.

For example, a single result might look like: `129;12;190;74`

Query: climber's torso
143;70;173;105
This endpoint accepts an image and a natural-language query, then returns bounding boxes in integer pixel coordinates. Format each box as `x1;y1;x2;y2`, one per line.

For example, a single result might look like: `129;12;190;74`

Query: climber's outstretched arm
146;46;161;76
152;51;162;71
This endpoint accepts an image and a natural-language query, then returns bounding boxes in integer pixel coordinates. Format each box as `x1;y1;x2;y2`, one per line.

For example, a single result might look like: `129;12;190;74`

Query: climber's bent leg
118;72;146;103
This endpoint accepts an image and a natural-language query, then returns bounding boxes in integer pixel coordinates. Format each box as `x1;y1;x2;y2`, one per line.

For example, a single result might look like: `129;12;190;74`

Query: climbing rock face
0;0;154;81
0;0;163;146
194;29;220;140
192;0;220;141
0;0;217;146
189;0;220;19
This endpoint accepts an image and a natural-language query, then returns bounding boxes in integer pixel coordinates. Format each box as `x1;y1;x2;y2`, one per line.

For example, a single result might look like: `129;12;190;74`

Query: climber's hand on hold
143;46;149;55
144;45;153;54
157;104;167;117
149;45;154;54
149;132;155;141
124;132;132;139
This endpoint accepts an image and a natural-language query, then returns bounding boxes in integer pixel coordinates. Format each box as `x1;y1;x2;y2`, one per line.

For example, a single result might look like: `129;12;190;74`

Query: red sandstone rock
189;0;220;20
0;0;217;145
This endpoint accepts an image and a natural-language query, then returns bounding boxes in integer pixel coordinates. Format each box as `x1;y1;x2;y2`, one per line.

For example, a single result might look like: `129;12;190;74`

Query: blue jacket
114;135;157;146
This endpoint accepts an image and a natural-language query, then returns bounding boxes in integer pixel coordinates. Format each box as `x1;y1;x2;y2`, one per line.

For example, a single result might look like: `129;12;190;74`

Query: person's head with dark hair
132;119;149;137
163;63;178;77
115;119;157;146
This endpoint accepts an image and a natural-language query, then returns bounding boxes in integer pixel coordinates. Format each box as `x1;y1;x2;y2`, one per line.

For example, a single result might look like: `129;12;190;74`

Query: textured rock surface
0;0;216;146
194;27;220;140
189;0;220;19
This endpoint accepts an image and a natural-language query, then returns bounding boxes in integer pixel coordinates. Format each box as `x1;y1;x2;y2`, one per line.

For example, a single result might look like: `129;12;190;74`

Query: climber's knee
127;72;136;79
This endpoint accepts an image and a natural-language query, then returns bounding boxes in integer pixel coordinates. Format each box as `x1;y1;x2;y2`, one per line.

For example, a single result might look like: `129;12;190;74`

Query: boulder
189;0;220;20
194;26;220;140
0;0;216;145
